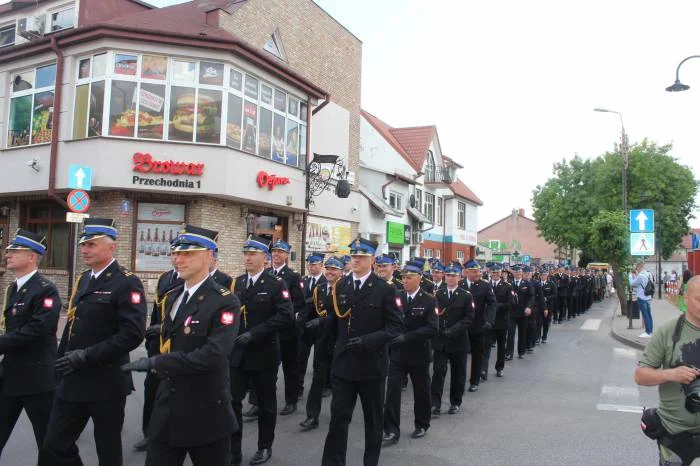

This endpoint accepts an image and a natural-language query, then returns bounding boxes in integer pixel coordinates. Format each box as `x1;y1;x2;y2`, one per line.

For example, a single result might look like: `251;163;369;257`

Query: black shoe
468;384;478;392
243;405;259;418
448;405;460;414
299;416;319;431
133;437;148;451
526;348;534;354
382;432;399;445
535;339;540;345
480;371;488;382
541;337;547;344
411;427;427;439
505;354;513;361
249;448;272;465
280;403;297;415
431;406;441;416
321;388;332;398
496;369;504;377
297;389;304;399
518;354;524;359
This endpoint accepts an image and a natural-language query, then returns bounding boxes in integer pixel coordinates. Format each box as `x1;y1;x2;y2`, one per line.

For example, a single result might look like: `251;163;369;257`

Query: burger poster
306;217;351;255
169;87;222;143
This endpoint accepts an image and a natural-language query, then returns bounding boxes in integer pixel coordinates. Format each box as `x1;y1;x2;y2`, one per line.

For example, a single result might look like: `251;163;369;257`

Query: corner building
0;0;360;300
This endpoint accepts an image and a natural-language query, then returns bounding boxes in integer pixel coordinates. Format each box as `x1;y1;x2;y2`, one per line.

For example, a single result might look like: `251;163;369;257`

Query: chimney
518;208;525;217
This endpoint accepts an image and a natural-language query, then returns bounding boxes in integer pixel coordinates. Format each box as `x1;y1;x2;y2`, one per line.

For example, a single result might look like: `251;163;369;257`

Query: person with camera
630;260;654;338
635;276;700;465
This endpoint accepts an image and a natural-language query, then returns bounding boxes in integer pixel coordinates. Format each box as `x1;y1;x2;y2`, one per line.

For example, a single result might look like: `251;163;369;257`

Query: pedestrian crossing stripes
596;347;644;414
580;318;602;331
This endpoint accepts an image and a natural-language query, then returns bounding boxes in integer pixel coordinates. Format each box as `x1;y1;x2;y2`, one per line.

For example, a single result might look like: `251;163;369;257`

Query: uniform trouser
383;360;430;437
506;316;527;357
230;367;277;461
321;376;385;466
146;437;229;466
535;310;544;341
430;349;467;408
556;295;567;322
279;334;299;405
468;331;484;386
483;327;508;371
568;295;578;318
296;331;314;398
44;397;126;466
0;390;54;466
306;344;332;419
142;372;159;436
526;315;537;349
542;309;552;340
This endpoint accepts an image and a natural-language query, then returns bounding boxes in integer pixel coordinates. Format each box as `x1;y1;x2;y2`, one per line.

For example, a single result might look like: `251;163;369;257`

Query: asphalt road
2;297;659;465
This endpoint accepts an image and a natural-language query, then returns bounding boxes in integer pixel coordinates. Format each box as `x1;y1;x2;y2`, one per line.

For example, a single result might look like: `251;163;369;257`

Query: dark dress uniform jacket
229;270;294;371
557;273;570;298
491;280;515;330
537;280;557;312
324;273;403;381
433;287;475;353
511;279;535;318
210;269;233;289
466;280;497;333
391;290;437;365
57;261;146;402
147;269;183;357
300;280;331;339
0;272;61;396
388;277;404;292
301;273;327;321
276;265;305;339
149;278;240;447
420;277;434;295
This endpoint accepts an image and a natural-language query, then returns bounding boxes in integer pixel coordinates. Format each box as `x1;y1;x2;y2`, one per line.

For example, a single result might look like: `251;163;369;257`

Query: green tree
532;140;698;312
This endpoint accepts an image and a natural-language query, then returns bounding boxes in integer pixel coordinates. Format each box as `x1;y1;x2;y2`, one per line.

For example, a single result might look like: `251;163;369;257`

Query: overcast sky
4;0;699;231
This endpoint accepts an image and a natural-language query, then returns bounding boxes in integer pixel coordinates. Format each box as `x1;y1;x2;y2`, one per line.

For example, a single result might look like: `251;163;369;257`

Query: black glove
305;318;321;330
442;328;453;339
145;324;161;339
345;337;364;351
483;321;493;331
55;349;87;376
235;332;253;346
296;312;304;322
390;334;406;345
121;357;154;372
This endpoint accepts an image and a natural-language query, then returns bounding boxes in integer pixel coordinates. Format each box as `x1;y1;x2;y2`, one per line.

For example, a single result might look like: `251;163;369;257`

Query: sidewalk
610;297;682;350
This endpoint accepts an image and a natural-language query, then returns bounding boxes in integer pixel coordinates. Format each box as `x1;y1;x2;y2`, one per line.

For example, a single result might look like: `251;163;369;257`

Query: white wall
360;116;414;176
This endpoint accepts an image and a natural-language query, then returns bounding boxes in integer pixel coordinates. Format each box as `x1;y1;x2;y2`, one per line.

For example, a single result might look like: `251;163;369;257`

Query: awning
407;206;432;224
359;186;402;216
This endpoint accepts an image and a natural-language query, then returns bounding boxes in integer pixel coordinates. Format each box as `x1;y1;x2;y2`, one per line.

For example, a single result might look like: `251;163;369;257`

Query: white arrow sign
635;210;648;231
74;168;86;189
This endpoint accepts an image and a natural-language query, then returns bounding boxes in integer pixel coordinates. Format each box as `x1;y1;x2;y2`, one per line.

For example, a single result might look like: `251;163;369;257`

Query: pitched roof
448;178;483;206
389;125;435;172
442;154;463;169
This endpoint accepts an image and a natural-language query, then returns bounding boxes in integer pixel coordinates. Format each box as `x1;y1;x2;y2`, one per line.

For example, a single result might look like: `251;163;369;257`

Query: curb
608;300;646;351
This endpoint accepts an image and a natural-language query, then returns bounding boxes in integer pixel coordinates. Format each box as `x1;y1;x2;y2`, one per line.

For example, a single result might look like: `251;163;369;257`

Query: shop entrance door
253;214;286;245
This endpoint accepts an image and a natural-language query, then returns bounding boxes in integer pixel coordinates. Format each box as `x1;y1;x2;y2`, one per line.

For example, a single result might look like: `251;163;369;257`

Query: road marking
580;318;602;331
596;403;643;413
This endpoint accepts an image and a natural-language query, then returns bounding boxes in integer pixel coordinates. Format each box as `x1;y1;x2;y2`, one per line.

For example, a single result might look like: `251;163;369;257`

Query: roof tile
449;178;483;206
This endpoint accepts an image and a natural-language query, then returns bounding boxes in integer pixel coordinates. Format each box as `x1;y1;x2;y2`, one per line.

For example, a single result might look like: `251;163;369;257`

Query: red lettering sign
256;170;290;190
132;152;204;176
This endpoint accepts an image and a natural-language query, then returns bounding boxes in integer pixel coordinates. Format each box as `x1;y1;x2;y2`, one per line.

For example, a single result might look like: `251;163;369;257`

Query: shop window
457;201;466;229
7;64;56;147
135;202;185;272
0;23;15;48
23;203;68;268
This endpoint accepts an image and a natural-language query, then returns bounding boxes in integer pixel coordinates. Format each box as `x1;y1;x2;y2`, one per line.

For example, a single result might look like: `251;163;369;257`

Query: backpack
643;274;655;297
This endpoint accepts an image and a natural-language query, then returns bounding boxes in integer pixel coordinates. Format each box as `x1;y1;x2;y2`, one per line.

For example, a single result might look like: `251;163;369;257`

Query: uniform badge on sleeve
221;311;235;325
43;298;54;308
395;296;402;308
281;290;290;299
131;292;142;304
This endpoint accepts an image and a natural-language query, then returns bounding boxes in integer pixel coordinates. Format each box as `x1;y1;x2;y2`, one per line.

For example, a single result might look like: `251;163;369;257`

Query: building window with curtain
23;203;69;268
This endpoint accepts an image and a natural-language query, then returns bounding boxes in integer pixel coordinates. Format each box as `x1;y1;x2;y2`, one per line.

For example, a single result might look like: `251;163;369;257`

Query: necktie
311;277;317;290
448;290;452;300
407;295;413;305
493;281;497;288
273;269;278;276
354;280;361;292
90;275;97;286
171;290;189;320
9;282;18;304
248;277;254;289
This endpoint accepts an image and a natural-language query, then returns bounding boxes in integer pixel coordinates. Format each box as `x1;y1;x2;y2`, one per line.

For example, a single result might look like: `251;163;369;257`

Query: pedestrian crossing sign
630;232;655;256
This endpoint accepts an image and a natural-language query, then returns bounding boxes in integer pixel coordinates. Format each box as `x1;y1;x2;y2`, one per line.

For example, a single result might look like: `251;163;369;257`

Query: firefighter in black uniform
382;260;437;445
45;218;146;466
135;255;183;452
375;254;403;290
506;265;534;360
430;263;475;416
0;230;61;465
555;266;570;323
230;235;294;466
568;268;579;319
537;270;557;343
267;240;304;416
431;262;446;293
297;252;326;404
299;256;344;431
321;238;403;466
461;260;496;392
523;266;538;353
411;257;434;294
210;253;234;289
483;264;515;378
122;225;240;465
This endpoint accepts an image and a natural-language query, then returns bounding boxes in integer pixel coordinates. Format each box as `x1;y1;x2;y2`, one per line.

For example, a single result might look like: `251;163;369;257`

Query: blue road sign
521;255;531;263
67;190;91;214
630;209;654;233
68;165;93;191
630;232;655;256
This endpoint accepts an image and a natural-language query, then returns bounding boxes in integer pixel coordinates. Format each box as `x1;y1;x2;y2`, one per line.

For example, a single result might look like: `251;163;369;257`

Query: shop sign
386;221;405;245
256;170;290;190
132;152;204;189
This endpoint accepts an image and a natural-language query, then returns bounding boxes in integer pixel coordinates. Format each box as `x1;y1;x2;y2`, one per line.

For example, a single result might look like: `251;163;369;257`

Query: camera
684;376;700;413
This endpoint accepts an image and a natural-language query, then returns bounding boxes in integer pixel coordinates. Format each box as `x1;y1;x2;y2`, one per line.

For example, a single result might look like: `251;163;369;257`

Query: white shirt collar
183;275;209;301
209;268;218;277
274;264;286;275
248;269;265;286
407;288;420;301
352;270;372;289
16;269;38;290
172;275;209;319
92;259;115;279
309;272;324;281
447;286;458;293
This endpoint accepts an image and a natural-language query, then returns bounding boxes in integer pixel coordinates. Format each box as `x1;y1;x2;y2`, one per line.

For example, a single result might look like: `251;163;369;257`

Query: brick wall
478;211;558;261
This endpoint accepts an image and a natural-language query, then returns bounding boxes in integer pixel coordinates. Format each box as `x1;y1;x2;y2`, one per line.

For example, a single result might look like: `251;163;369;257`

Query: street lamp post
594;107;631;328
665;55;700;92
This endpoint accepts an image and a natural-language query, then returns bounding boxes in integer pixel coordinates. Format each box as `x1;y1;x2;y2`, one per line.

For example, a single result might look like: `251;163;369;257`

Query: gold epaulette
219;287;231;296
121;267;134;277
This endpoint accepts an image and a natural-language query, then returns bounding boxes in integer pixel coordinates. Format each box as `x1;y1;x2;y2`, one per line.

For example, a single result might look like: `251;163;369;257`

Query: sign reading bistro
132;152;204;189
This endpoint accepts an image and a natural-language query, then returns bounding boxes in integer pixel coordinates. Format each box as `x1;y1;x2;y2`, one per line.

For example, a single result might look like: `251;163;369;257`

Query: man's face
445;273;459;288
307;262;324;276
271;250;288;268
489;270;500;281
375;263;393;280
6;249;36;274
402;273;421;292
432;270;444;283
351;255;372;275
467;269;480;282
244;251;266;273
324;267;342;283
172;249;212;282
80;237;115;268
542;273;549;282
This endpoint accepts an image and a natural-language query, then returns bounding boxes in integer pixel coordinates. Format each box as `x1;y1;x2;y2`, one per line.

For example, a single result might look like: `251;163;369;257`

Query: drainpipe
48;36;67;209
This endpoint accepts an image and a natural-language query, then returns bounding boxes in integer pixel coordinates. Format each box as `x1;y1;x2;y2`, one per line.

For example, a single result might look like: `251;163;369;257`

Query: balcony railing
424;167;453;184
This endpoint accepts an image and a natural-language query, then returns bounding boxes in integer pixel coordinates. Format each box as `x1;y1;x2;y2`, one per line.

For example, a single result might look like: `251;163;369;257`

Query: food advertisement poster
135;203;185;271
242;101;257;153
306;217;351;255
141;56;167;80
114;54;137;76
